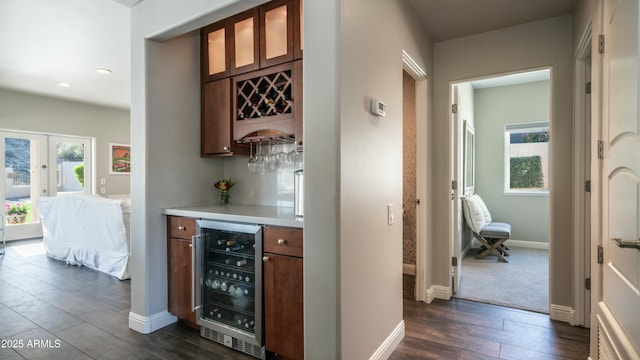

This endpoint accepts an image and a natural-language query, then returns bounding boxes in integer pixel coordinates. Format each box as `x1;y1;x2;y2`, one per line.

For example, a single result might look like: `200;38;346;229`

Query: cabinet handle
223;146;229;151
277;239;286;245
263;256;270;262
178;226;185;231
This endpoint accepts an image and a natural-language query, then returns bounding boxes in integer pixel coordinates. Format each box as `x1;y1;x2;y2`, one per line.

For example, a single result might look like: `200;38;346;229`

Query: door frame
448;69;554;305
450;84;461;293
573;20;593;328
589;1;604;356
402;50;428;302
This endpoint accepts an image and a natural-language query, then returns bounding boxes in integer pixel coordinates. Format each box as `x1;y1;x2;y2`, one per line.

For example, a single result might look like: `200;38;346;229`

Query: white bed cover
38;194;130;280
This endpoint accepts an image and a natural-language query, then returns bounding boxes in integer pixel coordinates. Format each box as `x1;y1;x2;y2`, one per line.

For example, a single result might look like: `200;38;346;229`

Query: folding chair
462;194;511;263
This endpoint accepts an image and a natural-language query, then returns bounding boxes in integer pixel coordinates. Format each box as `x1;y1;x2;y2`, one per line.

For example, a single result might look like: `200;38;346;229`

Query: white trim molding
550;304;575;324
129;310;177;334
369;321;405;360
403;263;416;275
402;50;427;79
426;285;452;303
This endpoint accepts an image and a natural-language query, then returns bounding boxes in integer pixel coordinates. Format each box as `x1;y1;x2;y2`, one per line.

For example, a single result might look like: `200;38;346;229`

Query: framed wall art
109;143;131;174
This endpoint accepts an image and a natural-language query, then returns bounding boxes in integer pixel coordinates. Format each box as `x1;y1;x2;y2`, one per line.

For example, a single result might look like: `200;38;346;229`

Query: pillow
462;195;488;233
473;194;492;224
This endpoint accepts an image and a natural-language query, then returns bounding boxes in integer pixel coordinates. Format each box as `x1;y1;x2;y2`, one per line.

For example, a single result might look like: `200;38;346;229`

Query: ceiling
0;0;576;110
404;0;578;42
0;0;133;109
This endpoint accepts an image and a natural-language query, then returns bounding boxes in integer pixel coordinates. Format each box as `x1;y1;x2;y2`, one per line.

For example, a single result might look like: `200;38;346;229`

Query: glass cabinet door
260;0;293;68
230;9;259;75
202;21;230;81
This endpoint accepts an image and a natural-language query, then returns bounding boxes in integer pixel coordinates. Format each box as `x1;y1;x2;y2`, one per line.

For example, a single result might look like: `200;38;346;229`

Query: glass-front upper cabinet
230;9;260;75
202;0;302;82
202;20;230;81
260;0;294;68
294;0;303;59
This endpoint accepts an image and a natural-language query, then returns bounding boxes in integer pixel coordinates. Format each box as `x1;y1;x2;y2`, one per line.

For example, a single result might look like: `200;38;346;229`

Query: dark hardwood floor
0;240;251;360
0;241;590;359
391;275;590;360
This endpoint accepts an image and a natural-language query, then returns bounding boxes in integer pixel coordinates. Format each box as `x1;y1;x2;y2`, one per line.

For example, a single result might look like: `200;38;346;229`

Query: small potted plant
214;179;235;205
5;202;28;224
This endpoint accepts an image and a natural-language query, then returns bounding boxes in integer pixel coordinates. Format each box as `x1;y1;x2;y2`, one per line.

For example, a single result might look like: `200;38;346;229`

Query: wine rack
236;70;292;120
233;61;301;141
197;220;263;358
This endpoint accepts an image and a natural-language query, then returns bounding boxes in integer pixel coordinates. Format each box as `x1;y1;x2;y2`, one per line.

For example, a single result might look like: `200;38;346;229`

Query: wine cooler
196;220;264;359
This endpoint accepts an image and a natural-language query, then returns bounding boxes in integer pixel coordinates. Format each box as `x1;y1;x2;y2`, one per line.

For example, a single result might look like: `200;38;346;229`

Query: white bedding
38;194;131;280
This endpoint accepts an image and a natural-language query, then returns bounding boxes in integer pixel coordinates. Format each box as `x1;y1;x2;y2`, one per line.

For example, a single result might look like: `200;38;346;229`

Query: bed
38;194;131;280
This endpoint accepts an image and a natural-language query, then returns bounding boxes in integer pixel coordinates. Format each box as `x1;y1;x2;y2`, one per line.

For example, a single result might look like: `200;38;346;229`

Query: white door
596;0;640;357
451;85;462;292
0;131;48;240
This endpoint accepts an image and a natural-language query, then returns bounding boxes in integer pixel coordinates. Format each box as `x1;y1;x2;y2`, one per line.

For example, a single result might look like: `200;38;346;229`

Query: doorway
402;51;428;302
1;130;93;241
403;70;417;278
450;69;552;313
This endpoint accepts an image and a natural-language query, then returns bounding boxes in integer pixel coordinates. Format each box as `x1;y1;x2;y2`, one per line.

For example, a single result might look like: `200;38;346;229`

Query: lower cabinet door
264;253;303;359
168;237;196;324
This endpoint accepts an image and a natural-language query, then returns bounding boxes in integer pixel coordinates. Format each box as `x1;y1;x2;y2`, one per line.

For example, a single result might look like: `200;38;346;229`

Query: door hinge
585;278;591;291
598;140;604;159
599;34;605;54
585;180;591;193
597;245;604;264
451;104;458;114
452;257;458;267
452;180;458;190
586;82;592;94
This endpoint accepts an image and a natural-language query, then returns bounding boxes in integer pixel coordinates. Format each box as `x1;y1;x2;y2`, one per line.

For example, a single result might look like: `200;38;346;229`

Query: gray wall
433;15;574;309
0;88;130;196
475;80;550;243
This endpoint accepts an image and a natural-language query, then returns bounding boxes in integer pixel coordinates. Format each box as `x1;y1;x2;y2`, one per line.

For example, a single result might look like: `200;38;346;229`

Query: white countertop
162;204;303;228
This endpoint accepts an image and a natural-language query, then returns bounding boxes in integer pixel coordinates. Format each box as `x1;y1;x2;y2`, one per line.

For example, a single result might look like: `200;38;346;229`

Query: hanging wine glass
247;142;257;173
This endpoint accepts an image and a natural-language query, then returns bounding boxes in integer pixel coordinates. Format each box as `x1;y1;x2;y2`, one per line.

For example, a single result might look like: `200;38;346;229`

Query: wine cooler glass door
196;220;263;346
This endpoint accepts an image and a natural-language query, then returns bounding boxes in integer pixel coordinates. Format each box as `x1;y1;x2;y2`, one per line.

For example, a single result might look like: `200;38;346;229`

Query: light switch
100;178;106;185
388;204;394;225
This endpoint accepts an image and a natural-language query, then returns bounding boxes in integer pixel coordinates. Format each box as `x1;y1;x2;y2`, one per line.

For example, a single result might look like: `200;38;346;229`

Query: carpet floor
454;246;549;314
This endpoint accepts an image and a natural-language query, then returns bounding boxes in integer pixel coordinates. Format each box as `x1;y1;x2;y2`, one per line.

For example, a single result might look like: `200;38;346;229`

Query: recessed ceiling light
57;82;71;87
96;68;112;74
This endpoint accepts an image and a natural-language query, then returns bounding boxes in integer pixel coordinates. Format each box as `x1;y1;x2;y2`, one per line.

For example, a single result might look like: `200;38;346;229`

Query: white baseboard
426;285;451;303
402;263;416;275
550;304;575;324
129;310;177;334
369;320;405;360
472;238;549;250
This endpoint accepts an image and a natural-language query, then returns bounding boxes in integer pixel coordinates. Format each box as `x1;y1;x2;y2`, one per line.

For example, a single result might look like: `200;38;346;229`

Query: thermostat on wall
370;98;386;117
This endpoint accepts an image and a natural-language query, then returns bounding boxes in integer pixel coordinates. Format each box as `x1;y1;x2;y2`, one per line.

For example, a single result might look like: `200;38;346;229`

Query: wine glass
247;142;257;173
289;146;303;169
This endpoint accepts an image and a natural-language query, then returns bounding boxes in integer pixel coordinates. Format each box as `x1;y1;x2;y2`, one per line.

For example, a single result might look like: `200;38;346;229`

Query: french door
48;136;92;196
1;131;92;241
1;131;48;240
